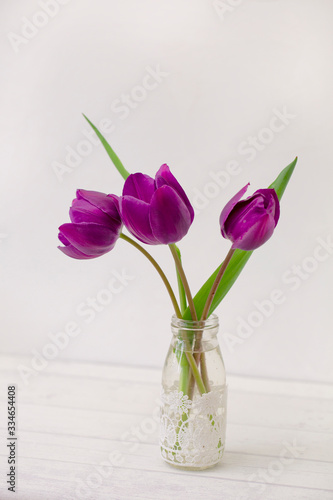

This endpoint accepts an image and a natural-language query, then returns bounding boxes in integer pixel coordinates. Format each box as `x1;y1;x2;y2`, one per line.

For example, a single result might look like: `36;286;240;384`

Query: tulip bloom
220;184;280;251
120;164;194;245
58;189;122;259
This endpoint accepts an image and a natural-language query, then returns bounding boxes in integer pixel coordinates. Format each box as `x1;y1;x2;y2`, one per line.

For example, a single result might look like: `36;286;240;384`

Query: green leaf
183;157;298;320
83;114;130;180
268;156;297;198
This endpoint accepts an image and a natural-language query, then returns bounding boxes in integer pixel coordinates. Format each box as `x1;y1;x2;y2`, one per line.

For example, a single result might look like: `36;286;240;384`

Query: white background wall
1;0;332;383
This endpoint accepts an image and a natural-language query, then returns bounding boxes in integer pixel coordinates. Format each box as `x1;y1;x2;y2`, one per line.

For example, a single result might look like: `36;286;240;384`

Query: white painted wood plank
2;355;333;399
2;367;333;437
0;398;331;446
1;458;332;500
0;389;331;439
0;425;331;463
4;371;333;420
228;375;333;400
0;355;162;384
2;432;332;491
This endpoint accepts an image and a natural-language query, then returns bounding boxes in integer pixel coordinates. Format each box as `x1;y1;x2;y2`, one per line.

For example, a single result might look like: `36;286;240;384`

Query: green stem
178;355;190;394
169;244;198;321
188;348;211;400
201;247;235;321
173;245;187;315
171;245;188;396
200;352;211;392
169;243;208;395
185;351;206;395
120;235;206;395
120;234;181;318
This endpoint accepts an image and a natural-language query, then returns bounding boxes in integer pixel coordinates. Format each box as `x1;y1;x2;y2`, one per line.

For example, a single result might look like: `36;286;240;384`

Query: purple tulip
220;184;280;251
120;164;194;245
58;189;123;259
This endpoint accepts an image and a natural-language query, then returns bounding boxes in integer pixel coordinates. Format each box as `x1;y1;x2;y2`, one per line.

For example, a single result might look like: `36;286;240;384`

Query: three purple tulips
58;163;280;323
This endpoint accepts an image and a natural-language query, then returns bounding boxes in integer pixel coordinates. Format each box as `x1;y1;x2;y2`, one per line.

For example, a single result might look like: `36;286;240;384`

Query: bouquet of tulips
58;116;297;396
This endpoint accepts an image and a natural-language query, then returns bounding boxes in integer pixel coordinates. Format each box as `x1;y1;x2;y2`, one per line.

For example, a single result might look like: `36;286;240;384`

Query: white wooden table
0;355;332;500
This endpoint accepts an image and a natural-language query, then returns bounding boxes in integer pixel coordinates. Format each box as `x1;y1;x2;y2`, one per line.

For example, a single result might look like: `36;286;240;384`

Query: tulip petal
225;190;279;240
58;232;70;246
155;164;195;223
219;183;250;237
231;214;276;251
77;190;121;221
70;199;115;226
59;222;119;255
122;173;155;203
120;196;158;245
58;244;95;260
58;229;100;259
223;194;265;235
254;188;280;225
149;185;192;244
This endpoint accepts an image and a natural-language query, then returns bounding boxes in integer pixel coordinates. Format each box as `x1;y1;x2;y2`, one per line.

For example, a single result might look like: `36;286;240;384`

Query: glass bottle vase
160;314;227;470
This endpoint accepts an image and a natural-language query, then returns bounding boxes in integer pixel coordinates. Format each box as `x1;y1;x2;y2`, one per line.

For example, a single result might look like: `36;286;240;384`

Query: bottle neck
171;314;219;352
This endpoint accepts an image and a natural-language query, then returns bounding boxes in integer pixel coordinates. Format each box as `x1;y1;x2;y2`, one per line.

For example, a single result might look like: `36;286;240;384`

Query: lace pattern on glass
160;386;227;467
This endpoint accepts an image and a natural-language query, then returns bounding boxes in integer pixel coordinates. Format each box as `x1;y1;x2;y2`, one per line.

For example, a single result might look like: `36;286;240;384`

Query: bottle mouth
171;314;219;331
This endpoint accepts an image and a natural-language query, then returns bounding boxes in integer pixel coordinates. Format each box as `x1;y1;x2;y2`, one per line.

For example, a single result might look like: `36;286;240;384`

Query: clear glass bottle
160;314;227;470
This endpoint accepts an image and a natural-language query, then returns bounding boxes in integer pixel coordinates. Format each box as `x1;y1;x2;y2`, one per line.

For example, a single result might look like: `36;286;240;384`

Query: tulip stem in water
184;351;206;395
120;234;182;318
201;247;235;321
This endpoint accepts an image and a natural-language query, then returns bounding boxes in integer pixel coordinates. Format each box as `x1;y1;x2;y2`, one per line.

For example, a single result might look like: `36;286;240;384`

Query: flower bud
58;189;122;259
220;184;280;251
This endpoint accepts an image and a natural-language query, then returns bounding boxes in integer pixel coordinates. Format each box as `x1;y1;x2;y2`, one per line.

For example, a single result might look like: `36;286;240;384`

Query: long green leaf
183;157;298;320
83;114;130;180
